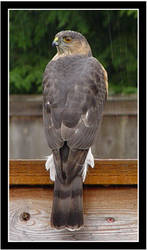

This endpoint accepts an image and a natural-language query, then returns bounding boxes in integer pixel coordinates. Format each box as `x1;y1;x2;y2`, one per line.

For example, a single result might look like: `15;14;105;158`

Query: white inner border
8;8;139;243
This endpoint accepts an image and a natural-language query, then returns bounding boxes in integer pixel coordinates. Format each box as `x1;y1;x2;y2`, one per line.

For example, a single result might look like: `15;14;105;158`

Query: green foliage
10;10;137;95
109;84;137;95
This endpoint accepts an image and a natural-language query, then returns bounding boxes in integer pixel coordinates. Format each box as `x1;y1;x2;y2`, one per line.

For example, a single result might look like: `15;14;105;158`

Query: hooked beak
52;37;59;47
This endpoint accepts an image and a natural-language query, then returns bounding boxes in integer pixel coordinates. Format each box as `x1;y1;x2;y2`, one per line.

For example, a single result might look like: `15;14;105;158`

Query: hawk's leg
45;147;94;182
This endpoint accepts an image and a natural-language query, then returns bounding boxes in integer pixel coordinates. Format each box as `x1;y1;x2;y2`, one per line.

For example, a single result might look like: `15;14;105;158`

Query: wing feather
43;55;107;150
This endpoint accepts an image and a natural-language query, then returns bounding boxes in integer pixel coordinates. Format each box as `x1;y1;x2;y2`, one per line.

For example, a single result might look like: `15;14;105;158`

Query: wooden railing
9;159;138;242
9;159;137;185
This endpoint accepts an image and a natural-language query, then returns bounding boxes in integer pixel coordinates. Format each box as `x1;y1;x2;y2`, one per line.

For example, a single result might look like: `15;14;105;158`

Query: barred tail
51;175;83;231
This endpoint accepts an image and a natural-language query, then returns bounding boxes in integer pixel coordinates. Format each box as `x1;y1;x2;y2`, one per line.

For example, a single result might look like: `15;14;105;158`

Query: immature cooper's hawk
43;30;108;231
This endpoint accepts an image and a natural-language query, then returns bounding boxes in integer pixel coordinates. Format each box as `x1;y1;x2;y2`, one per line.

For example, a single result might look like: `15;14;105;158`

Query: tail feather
51;175;83;231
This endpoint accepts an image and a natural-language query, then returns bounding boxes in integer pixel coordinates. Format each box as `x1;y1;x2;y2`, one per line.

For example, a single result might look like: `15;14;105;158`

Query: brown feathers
43;30;108;230
52;30;92;60
51;175;83;231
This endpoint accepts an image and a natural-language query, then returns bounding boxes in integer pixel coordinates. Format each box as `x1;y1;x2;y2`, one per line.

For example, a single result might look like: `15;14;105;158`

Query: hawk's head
52;30;92;57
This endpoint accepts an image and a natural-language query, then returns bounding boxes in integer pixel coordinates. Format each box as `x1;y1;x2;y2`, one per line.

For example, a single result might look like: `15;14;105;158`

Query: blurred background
9;9;137;159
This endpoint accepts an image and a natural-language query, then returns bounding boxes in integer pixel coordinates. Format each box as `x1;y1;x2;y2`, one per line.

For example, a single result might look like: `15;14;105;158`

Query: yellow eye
63;37;72;43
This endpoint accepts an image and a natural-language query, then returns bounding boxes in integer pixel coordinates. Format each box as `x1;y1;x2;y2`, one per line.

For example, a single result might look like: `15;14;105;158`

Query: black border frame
1;1;146;249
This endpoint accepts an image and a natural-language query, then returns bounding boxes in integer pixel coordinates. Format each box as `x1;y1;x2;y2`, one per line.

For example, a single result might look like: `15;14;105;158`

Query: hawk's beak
52;37;59;47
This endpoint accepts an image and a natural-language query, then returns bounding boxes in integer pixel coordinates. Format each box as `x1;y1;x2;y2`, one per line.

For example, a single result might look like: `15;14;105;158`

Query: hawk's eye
63;36;72;43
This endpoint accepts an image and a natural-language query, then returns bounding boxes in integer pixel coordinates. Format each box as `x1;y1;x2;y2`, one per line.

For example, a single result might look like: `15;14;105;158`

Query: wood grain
9;186;138;242
9;159;137;185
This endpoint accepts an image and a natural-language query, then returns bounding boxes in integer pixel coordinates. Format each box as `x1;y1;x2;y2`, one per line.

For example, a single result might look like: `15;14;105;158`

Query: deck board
9;159;137;185
9;186;138;242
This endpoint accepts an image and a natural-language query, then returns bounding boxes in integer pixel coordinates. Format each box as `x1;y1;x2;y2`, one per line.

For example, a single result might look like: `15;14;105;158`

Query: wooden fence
9;95;137;159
